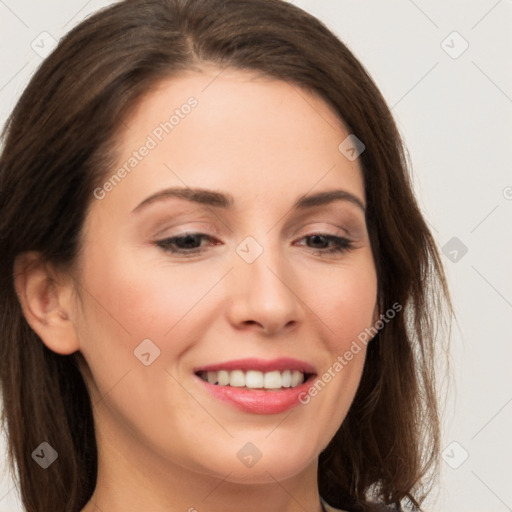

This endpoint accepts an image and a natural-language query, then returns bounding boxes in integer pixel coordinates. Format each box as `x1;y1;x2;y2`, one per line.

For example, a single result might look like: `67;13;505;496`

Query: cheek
297;254;377;429
310;255;378;347
73;242;229;405
77;242;222;340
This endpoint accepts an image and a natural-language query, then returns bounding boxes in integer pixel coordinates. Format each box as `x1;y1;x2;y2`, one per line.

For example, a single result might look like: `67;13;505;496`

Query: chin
187;439;319;484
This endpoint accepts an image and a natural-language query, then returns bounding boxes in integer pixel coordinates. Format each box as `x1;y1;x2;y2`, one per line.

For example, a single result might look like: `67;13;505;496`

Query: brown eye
298;234;354;254
156;233;218;255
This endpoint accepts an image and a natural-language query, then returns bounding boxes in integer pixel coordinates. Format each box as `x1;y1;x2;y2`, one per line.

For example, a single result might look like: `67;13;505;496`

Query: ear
13;251;80;355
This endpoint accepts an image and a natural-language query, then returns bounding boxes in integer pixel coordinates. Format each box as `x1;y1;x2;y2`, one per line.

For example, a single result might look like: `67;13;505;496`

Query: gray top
321;496;401;512
321;496;346;512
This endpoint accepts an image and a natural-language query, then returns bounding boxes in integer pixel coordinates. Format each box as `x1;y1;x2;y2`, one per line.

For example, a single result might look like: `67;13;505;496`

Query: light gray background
1;1;511;511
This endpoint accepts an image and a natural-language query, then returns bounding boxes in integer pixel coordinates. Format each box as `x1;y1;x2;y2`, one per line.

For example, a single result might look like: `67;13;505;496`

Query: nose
225;240;303;336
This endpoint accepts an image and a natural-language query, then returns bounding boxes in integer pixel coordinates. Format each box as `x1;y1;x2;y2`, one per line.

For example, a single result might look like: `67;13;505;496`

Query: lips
193;357;317;414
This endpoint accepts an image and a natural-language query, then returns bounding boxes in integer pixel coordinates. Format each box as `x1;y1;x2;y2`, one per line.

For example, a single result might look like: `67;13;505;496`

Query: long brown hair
0;1;451;511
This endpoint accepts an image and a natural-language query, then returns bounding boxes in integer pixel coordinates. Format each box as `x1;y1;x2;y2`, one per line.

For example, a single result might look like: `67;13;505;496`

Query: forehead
97;67;365;216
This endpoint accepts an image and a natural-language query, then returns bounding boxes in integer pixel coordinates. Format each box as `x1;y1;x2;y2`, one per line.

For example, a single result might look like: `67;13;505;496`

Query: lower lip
195;375;315;414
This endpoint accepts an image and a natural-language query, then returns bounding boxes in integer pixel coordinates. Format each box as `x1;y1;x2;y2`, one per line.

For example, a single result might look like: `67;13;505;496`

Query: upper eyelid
146;206;368;245
156;232;352;248
152;224;363;248
156;226;349;238
152;217;358;235
156;231;353;246
142;201;366;232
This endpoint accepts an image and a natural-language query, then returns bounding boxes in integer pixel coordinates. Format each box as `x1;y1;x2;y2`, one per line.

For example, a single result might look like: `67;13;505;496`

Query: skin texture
15;66;379;512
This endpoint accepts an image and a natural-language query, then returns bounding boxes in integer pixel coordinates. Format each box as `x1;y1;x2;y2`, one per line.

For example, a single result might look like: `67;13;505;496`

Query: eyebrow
131;187;366;213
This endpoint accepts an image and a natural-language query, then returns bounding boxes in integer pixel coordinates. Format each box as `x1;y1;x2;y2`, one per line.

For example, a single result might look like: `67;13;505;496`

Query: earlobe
13;251;80;355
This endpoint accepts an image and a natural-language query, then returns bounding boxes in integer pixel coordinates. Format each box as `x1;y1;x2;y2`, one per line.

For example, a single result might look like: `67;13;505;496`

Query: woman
0;0;451;511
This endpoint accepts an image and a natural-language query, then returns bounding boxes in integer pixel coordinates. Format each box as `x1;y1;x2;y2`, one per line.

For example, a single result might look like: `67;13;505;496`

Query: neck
81;407;324;512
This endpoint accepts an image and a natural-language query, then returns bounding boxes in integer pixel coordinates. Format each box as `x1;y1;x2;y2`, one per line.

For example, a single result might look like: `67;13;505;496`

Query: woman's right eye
155;233;219;256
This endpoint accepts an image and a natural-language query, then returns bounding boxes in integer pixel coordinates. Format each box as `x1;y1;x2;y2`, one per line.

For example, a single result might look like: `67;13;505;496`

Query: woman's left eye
155;232;354;256
297;233;354;254
156;233;217;255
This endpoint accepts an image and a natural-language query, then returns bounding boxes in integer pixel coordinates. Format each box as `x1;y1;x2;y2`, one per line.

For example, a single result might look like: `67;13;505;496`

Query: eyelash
155;232;354;256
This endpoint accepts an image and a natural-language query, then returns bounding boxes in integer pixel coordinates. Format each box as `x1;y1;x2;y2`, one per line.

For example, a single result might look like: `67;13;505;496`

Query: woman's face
72;67;378;483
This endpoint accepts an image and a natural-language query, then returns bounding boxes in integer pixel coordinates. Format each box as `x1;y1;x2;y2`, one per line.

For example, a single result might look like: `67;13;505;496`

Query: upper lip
194;357;317;374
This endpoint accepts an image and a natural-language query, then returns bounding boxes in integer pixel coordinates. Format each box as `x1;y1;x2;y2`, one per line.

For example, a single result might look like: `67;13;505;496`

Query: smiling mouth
195;369;315;390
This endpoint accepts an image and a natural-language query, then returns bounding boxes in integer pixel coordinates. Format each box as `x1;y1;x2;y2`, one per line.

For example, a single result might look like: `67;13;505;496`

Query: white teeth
291;370;303;387
218;370;230;386
281;370;292;388
263;370;282;389
229;370;245;387
245;370;264;388
198;369;307;389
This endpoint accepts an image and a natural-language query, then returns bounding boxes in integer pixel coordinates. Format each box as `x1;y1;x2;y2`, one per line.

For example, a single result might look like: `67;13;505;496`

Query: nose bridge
227;233;301;334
